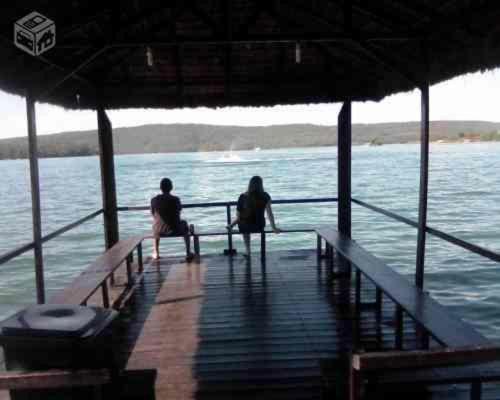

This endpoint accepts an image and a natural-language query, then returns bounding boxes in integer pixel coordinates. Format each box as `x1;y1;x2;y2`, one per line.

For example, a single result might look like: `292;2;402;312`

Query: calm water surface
0;143;499;339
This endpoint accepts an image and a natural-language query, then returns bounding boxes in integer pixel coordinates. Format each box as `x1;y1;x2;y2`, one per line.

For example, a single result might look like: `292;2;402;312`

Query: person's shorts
237;222;264;234
153;213;189;237
160;220;189;237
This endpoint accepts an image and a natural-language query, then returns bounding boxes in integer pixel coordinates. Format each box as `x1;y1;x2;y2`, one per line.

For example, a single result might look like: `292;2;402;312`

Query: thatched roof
1;1;500;110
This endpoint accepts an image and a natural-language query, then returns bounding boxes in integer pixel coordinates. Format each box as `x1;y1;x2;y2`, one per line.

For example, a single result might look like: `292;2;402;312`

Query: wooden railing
0;209;104;266
0;196;498;305
352;198;500;263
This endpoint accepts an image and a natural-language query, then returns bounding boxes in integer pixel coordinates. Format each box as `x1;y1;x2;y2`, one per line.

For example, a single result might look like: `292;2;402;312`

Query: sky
1;67;500;140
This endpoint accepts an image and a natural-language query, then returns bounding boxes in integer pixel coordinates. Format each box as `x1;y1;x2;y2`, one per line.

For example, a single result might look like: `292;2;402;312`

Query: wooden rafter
39;3;180;97
224;0;232;99
237;0;270;37
0;35;93;88
278;1;419;85
94;4;185;84
186;0;220;38
174;44;184;104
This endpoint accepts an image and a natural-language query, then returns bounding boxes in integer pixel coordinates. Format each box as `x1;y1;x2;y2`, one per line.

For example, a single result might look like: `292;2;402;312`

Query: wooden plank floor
109;249;500;400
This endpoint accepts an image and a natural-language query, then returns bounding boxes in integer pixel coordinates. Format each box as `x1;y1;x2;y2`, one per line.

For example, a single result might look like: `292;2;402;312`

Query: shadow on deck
113;249;498;400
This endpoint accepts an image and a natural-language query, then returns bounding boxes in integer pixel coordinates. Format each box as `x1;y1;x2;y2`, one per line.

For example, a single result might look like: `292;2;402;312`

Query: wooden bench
49;236;144;309
0;369;110;391
316;228;499;400
198;225;316;259
5;238;158;398
0;368;158;399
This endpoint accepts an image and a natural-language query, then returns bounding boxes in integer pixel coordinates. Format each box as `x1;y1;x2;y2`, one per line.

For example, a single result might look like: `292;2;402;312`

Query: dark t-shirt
237;191;271;228
151;193;182;228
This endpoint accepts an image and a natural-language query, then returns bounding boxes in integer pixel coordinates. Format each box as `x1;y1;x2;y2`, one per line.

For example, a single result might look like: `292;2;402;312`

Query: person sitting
151;178;194;262
227;176;281;258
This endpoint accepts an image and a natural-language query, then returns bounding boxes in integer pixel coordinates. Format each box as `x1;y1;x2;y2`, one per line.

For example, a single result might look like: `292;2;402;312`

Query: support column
416;84;430;289
97;105;119;249
338;101;352;238
26;91;45;304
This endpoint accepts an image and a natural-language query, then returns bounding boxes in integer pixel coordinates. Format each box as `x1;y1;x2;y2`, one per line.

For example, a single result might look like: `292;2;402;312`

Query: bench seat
0;369;110;390
316;228;490;348
315;228;498;400
49;236;144;307
197;225;316;236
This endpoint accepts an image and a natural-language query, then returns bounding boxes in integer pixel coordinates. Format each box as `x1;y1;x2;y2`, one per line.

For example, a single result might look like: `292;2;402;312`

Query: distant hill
1;121;500;159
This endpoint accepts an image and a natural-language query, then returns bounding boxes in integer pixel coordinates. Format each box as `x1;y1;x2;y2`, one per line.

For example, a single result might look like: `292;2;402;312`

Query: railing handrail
1;196;498;269
0;209;103;267
117;197;338;211
352;198;500;264
0;198;338;267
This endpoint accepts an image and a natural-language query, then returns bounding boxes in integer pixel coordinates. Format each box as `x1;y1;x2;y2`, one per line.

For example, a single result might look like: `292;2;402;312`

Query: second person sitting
228;175;281;258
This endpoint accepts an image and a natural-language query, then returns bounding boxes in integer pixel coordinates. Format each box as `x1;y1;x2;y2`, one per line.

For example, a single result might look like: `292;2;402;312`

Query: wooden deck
3;249;499;400
109;249;500;399
109;249;499;400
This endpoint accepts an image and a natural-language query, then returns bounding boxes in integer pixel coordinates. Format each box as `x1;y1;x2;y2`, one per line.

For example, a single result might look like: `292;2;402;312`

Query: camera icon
14;11;55;56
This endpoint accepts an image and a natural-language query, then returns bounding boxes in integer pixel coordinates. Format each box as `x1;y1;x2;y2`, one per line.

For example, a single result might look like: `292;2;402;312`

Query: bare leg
243;233;251;257
153;238;160;259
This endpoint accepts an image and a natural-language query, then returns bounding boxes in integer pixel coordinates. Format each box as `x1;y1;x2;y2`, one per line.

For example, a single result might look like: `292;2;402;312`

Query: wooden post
338;102;352;278
97;105;119;250
416;84;430;289
338;101;352;238
226;205;234;254
26;91;45;304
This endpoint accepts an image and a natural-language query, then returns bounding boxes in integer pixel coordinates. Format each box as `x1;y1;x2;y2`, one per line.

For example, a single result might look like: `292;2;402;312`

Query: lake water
0;143;499;340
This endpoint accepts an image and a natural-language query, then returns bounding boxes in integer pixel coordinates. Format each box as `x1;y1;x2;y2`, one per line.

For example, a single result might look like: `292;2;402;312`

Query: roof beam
394;1;486;39
237;0;269;36
186;0;220;38
224;0;233;100
174;45;184;105
39;47;108;98
0;35;93;89
59;32;419;49
326;0;411;32
38;3;180;98
277;1;420;85
93;4;185;84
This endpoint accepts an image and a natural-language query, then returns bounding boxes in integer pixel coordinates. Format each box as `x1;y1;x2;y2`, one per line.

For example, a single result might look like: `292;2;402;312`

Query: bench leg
395;305;404;350
101;281;110;308
137;243;143;274
316;235;322;261
375;287;383;348
126;255;133;285
471;381;482;400
375;287;383;321
349;367;362;400
416;324;430;350
325;243;331;259
355;269;361;312
260;232;266;262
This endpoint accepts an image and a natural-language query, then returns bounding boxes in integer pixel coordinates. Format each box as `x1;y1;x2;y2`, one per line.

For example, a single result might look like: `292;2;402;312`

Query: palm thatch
1;1;500;110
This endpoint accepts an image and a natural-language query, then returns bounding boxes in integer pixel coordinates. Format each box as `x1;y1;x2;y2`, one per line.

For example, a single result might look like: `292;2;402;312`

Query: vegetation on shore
1;121;500;160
